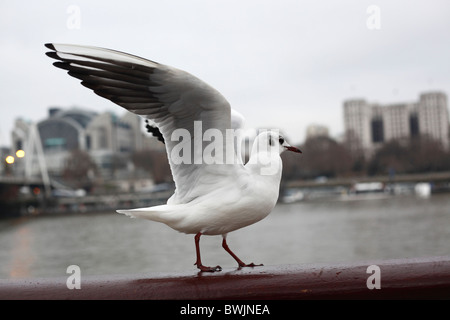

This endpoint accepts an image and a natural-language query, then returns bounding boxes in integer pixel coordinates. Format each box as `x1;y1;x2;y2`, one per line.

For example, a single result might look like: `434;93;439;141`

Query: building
11;107;163;179
343;99;372;155
37;108;97;174
417;93;449;145
305;124;329;141
343;92;449;157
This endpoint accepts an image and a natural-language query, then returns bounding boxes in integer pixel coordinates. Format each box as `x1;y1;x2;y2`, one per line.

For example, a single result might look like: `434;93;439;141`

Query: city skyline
3;88;450;151
1;1;450;147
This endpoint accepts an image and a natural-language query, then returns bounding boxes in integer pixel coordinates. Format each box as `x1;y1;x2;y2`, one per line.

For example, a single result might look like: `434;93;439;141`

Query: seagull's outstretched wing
45;43;241;204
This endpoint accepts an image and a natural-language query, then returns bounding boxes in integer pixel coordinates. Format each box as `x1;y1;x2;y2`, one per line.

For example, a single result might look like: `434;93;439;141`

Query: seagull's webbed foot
194;233;222;272
195;263;222;273
237;262;264;269
222;237;264;270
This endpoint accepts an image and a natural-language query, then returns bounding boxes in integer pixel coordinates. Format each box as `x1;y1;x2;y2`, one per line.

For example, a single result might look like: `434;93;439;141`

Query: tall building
343;99;372;155
343;91;449;157
418;93;449;145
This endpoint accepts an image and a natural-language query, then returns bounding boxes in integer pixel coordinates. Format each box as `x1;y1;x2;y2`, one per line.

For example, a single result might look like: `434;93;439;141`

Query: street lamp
16;150;25;158
5;156;15;164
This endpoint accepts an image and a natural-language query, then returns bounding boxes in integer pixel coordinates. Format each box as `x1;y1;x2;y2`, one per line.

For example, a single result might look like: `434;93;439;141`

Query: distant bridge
0;176;173;216
0;176;44;185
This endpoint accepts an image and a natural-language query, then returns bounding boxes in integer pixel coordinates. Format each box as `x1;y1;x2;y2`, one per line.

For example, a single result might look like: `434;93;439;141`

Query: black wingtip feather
52;61;71;70
44;43;55;50
80;81;98;90
46;51;60;60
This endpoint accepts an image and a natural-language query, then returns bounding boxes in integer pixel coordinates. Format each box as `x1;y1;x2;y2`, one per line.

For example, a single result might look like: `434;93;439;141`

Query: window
371;118;384;143
86;135;91;150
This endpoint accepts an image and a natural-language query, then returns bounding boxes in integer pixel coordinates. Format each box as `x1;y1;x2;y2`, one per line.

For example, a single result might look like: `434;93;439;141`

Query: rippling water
0;194;449;279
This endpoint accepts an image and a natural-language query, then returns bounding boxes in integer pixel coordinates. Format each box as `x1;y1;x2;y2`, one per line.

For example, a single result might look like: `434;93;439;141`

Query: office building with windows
343;91;449;157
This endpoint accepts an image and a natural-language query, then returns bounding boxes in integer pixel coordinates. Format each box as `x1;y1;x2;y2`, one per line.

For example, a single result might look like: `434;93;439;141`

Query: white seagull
45;43;301;272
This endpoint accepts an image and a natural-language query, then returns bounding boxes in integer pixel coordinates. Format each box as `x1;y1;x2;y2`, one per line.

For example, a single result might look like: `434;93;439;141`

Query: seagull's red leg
194;233;222;272
222;237;263;268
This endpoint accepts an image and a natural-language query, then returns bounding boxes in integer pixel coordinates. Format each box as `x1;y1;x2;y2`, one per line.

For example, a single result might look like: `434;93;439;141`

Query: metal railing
0;256;449;300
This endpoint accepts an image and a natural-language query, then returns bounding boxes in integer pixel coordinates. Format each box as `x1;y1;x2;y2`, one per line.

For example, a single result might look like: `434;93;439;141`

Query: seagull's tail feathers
117;204;179;224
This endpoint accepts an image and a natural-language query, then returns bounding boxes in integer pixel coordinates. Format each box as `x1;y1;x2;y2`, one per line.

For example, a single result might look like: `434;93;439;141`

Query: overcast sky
1;0;449;147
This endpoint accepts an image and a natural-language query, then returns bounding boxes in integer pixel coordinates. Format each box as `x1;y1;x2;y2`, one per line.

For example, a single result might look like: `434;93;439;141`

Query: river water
0;193;449;279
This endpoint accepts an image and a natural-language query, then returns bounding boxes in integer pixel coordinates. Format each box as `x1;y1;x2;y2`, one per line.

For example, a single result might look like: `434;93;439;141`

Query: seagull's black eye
279;137;285;145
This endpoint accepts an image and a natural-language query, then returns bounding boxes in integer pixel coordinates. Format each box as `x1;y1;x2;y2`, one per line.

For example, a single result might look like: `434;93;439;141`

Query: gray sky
1;0;449;147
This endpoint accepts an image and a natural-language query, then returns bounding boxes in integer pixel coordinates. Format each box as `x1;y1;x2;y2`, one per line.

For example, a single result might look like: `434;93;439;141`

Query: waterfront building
343;91;449;157
11;107;163;179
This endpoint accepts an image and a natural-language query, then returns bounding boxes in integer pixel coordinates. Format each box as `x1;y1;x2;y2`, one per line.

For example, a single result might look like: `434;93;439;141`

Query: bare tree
299;136;352;178
63;149;98;189
132;150;172;184
368;135;450;175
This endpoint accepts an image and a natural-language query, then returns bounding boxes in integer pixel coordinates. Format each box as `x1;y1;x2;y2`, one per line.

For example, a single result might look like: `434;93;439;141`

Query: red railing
0;256;449;300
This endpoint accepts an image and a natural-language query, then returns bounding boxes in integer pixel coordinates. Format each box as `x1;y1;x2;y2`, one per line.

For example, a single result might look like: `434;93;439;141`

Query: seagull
45;43;302;272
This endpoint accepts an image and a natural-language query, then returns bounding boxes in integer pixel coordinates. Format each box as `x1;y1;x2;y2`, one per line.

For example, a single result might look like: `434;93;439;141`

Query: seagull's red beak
286;146;302;153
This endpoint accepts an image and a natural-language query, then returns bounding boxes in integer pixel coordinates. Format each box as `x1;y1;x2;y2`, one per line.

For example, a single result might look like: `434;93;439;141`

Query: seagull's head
249;131;302;176
277;134;302;155
255;131;302;155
